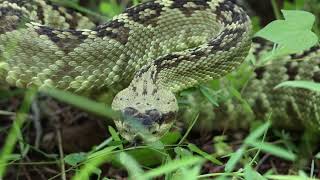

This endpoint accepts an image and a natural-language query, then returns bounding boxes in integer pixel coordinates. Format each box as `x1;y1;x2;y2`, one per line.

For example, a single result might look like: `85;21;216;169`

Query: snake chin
111;86;178;142
114;115;175;142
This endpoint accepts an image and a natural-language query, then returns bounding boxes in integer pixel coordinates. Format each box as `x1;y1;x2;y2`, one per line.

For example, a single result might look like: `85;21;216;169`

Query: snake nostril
123;107;138;117
146;109;160;115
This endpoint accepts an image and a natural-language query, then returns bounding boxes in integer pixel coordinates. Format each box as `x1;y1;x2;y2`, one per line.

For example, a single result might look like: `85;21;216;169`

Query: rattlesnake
0;0;319;141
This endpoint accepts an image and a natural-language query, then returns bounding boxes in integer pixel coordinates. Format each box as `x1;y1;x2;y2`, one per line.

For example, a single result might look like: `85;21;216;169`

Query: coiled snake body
0;0;319;141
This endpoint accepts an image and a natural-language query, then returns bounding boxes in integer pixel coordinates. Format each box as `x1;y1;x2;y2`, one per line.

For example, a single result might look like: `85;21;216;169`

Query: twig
0;110;16;116
255;153;271;171
56;127;66;180
31;102;42;148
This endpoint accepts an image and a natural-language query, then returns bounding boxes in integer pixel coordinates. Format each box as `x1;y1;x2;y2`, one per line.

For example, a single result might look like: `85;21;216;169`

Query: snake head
111;85;178;142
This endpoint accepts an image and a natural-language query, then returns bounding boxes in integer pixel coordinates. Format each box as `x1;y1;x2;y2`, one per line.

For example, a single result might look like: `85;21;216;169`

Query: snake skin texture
0;0;252;141
0;0;318;141
181;42;320;133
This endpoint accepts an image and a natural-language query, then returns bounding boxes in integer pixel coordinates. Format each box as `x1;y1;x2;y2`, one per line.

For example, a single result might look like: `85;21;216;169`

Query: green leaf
244;165;267;180
99;1;123;17
171;165;201;180
284;0;305;10
160;131;182;145
136;157;204;179
199;85;219;107
255;10;318;59
275;81;320;92
187;144;223;165
244;122;271;144
52;0;107;21
174;147;193;158
87;146;118;160
148;140;165;150
118;152;144;179
108;126;123;150
64;152;87;166
91;137;113;152
228;86;254;115
225;147;245;172
247;141;296;161
126;147;166;167
72;146;118;180
0;90;36;178
132;0;140;5
251;16;261;33
2;154;21;162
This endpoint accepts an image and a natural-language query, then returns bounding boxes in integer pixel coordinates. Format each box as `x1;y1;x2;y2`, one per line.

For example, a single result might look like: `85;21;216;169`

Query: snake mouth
114;107;177;141
121;107;164;126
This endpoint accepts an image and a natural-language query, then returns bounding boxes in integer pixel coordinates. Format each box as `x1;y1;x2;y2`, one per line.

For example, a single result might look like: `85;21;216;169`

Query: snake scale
0;0;319;141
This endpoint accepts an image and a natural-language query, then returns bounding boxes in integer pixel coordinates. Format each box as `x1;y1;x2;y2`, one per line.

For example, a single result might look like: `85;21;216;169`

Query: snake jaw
114;119;175;142
114;107;177;142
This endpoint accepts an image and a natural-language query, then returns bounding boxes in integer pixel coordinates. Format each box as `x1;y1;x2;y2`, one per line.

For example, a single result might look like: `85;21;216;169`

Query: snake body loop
0;0;319;141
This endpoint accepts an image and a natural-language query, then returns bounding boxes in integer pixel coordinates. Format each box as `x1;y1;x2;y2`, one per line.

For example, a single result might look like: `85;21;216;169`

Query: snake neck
129;65;159;97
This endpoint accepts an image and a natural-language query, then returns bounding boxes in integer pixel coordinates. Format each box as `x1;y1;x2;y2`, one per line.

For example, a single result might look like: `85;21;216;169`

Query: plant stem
271;0;282;19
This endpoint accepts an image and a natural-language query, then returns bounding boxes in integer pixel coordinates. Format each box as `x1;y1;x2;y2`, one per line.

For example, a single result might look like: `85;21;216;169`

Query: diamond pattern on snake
0;0;319;141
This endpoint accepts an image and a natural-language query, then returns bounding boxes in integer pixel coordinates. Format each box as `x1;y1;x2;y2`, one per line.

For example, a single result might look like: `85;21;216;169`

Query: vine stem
271;0;282;19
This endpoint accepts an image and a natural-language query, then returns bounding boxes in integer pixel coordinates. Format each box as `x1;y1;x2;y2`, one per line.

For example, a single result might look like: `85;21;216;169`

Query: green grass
0;0;320;179
0;90;36;177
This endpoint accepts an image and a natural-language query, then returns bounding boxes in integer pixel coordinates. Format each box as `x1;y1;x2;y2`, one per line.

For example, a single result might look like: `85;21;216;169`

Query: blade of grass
274;81;320;92
118;152;144;179
108;126;124;150
187;143;223;165
136;156;204;179
51;0;108;21
0;89;36;178
198;173;320;180
244;121;271;144
72;146;118;180
178;113;199;145
199;85;219;107
224;147;246;172
41;88;117;120
246;141;296;161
